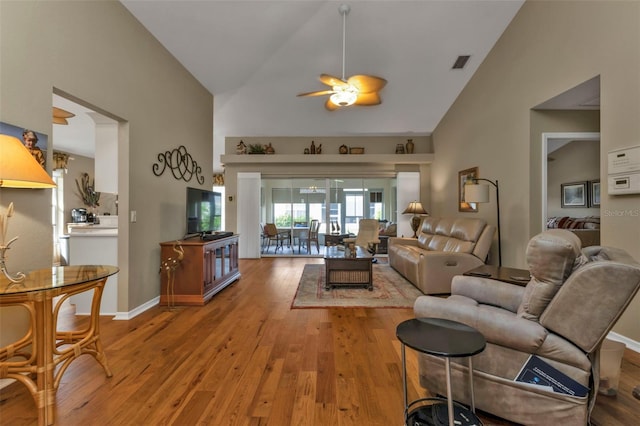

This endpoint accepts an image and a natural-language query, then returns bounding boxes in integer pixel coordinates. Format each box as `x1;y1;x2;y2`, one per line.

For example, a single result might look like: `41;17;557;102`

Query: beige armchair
344;219;380;255
413;229;640;425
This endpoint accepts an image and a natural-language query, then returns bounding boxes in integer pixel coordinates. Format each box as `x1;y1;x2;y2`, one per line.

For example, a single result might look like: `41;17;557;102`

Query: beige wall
431;1;640;340
0;1;213;319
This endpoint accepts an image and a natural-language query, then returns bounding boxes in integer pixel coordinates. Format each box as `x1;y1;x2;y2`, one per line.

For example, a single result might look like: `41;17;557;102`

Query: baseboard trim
607;331;640;354
112;297;159;320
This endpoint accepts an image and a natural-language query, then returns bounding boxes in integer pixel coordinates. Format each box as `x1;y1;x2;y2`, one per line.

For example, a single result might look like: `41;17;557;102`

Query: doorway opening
260;177;397;257
542;132;601;244
52;90;128;316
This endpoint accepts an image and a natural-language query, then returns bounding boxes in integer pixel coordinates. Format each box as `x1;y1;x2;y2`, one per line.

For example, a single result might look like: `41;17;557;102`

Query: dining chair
298;219;320;254
263;223;290;253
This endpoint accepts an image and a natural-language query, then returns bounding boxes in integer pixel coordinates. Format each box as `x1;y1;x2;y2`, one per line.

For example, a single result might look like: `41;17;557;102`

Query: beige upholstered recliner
388;217;495;294
343;219;380;254
413;229;640;425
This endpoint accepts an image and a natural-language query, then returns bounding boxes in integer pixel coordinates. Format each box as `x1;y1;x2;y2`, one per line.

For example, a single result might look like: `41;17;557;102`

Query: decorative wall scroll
152;145;204;184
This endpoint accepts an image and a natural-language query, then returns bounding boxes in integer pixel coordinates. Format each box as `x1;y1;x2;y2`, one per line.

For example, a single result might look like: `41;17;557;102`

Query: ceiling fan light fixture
330;84;358;106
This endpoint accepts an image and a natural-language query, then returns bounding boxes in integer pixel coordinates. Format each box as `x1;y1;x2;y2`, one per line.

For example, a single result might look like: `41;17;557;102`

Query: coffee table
324;245;373;291
396;318;486;426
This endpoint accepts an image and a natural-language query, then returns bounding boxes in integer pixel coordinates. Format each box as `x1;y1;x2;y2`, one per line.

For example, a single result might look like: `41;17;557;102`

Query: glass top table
0;265;119;425
0;265;118;295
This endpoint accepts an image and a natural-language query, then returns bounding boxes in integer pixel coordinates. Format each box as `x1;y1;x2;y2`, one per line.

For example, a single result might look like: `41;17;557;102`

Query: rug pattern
292;263;423;308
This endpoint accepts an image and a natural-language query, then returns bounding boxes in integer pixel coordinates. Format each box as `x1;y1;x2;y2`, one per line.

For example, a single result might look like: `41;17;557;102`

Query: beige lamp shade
464;183;490;203
0;134;56;188
402;201;428;215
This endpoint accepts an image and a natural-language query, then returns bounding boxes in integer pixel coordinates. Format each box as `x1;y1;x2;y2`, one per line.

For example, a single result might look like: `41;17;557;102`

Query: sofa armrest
541;260;640;353
452;275;525;313
414;295;547;353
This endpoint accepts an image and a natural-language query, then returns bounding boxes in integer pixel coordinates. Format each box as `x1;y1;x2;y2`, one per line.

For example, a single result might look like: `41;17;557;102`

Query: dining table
0;264;119;425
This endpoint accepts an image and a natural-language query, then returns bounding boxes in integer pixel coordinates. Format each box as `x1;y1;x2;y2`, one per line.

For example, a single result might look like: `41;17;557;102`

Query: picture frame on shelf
458;167;478;212
589;180;601;207
561;181;588;208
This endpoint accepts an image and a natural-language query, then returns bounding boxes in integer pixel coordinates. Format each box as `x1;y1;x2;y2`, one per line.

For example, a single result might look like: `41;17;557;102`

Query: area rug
291;263;423;309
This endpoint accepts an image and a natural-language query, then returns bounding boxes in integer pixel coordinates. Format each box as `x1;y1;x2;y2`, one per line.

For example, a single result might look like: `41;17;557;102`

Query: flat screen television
186;187;222;235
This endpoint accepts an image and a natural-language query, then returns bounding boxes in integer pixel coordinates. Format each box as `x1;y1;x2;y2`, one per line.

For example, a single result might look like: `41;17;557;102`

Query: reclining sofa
413;229;640;425
388;217;495;294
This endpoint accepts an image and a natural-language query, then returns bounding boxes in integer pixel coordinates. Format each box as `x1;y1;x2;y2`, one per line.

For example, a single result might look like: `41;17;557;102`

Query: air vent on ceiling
452;55;471;70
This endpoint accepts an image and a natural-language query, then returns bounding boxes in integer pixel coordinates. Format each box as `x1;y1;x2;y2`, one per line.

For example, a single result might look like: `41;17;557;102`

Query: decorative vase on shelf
265;143;275;155
406;139;414;154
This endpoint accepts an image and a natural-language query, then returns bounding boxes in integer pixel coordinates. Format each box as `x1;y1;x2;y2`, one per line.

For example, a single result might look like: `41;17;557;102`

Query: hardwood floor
1;257;638;425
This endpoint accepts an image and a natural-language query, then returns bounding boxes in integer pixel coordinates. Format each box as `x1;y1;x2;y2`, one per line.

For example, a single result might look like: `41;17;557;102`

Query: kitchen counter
68;218;118;315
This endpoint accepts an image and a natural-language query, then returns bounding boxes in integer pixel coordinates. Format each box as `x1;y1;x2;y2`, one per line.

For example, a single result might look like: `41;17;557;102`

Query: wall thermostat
608;145;640;195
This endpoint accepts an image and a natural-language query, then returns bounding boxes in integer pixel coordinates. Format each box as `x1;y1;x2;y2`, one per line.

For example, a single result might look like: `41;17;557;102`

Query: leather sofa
413;229;640;425
388;217;495;294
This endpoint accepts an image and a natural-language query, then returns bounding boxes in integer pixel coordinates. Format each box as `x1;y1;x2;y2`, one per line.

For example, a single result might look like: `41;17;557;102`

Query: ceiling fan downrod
339;4;350;82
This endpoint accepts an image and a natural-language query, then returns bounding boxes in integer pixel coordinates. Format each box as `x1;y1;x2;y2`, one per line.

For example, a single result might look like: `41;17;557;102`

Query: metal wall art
152;145;204;184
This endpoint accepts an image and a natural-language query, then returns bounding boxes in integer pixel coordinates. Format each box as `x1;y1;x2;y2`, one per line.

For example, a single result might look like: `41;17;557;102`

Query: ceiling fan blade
297;90;336;97
354;92;382;106
53;116;69;125
319;74;347;88
53;106;75;119
324;98;340;111
348;75;387;93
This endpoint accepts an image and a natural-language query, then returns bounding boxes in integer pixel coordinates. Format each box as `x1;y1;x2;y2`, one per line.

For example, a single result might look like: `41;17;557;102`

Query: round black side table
396;318;486;426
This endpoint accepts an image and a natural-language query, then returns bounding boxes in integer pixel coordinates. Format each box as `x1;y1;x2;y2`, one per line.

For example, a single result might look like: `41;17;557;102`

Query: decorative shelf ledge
220;153;434;165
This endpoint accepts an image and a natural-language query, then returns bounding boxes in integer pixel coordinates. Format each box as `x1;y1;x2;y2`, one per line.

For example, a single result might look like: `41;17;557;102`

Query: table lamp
1;134;56;282
464;178;501;266
402;201;428;238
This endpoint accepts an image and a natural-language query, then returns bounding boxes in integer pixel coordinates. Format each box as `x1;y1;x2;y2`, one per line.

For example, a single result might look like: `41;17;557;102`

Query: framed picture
589;180;601;207
0;121;48;170
561;181;588;208
458;167;478;212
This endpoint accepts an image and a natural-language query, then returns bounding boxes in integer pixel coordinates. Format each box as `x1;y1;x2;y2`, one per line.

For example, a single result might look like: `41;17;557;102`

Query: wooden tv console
159;234;240;305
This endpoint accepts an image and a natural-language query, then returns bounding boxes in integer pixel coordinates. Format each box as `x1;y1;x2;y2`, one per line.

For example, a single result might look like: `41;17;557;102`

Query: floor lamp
1;134;57;282
465;179;501;266
402;201;428;239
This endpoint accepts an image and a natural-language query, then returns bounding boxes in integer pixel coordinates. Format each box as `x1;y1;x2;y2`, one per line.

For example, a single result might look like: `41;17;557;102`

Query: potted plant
247;143;266;154
75;172;101;221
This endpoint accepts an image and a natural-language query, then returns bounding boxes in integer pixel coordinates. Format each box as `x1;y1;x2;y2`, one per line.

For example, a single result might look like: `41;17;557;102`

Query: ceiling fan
297;4;387;111
53;106;75;125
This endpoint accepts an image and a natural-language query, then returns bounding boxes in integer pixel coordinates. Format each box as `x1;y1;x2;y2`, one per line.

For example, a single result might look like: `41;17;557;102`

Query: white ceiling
55;1;529;164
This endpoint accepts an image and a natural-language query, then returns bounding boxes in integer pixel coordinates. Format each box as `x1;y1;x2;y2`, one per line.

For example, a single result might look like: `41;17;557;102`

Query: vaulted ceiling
119;0;524;168
55;1;526;166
